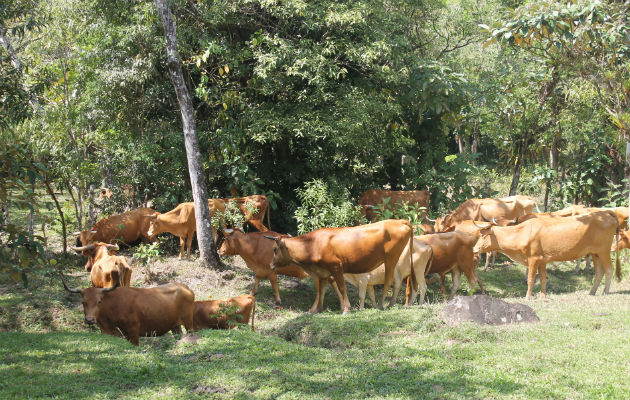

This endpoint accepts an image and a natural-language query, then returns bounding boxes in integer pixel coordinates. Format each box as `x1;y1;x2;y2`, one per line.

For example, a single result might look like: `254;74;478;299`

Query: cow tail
409;229;417;292
250;299;256;331
615;227;621;282
266;204;271;231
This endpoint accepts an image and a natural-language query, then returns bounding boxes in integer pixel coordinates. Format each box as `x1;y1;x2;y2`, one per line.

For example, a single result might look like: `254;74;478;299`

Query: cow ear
263;235;280;242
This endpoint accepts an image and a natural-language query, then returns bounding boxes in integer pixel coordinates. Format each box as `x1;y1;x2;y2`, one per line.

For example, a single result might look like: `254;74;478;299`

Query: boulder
439;294;539;326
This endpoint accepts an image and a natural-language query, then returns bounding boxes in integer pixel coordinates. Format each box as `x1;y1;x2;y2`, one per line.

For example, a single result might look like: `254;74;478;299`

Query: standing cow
473;211;621;299
62;278;194;346
266;219;415;314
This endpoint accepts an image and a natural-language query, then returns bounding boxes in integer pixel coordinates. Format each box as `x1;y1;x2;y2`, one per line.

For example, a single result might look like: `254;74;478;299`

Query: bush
372;198;427;235
294;179;365;235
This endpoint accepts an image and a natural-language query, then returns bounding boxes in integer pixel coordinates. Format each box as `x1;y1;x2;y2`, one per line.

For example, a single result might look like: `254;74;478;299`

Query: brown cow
74;207;159;247
612;230;630;251
405;231;484;302
434;195;537;232
344;238;433;308
473;211;621;299
222;195;271;231
147;199;225;259
266;219;415;314
62;279;194;346
193;295;255;331
358;190;430;222
219;228;341;310
71;243;132;287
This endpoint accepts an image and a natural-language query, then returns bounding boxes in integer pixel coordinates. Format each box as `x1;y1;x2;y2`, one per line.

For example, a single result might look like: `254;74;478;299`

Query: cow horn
60;274;82;294
72;231;81;236
491;217;498;225
263;235;280;242
91;230;98;234
222;228;234;234
100;277;120;293
472;220;492;229
425;216;436;222
105;243;120;251
70;244;96;252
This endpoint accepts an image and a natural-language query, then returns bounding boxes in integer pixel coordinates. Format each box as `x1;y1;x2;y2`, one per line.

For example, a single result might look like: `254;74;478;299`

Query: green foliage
210;201;257;230
294;179;364;235
372;198;427;235
133;242;162;268
208;302;245;329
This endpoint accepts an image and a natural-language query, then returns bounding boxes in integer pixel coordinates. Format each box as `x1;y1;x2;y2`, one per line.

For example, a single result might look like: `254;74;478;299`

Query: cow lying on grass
71;242;132;288
62;277;194;346
193;295;255;331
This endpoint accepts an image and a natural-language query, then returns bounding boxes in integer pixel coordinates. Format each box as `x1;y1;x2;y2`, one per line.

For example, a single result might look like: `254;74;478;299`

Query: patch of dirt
191;385;227;395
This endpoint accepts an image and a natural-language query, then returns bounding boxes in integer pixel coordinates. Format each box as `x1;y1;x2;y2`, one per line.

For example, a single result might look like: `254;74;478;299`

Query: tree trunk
457;136;464;154
44;179;67;254
626;139;630;220
154;0;221;269
66;181;82;231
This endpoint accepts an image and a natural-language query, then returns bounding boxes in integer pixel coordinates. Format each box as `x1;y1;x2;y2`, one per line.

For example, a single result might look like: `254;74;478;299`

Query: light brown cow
147;199;226;259
434;195;537;232
612;230;630;251
71;243;132;287
405;231;484;302
193;295;255;331
344;238;433;309
473;211;621;299
266;219;415;314
219;228;342;310
358;189;430;222
222;195;271;231
62;279;194;346
74;207;160;247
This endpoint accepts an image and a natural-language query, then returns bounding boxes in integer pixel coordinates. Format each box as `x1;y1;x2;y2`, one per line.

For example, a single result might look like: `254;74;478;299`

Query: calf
62;279;194;346
193;295;255;331
72;243;132;287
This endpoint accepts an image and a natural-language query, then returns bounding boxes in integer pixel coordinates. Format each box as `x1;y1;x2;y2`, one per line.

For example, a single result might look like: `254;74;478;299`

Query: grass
1;246;629;398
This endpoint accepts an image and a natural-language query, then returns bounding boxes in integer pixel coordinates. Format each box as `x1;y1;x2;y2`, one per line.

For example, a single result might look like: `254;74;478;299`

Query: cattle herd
62;190;628;346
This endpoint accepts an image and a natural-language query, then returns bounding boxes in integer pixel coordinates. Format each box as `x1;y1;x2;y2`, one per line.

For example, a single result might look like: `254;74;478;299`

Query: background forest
1;0;629;277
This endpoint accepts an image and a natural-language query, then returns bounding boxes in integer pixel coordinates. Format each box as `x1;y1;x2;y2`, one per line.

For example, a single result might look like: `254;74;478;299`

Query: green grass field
1;248;629;399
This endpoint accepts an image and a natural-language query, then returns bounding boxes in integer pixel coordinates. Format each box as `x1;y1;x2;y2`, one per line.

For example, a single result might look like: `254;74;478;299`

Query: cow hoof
274;300;282;306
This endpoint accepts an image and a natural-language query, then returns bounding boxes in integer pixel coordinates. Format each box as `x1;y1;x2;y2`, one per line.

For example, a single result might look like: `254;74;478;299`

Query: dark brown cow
473;211;621;299
434;195;537;232
222;195;271;231
74;207;159;247
358;190;430;222
405;231;484;302
62;279;194;346
193;295;255;331
266;219;415;314
71;243;132;287
219;228;341;310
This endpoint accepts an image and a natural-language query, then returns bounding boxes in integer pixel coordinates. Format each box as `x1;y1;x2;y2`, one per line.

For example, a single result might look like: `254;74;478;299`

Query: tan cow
266;219;415;314
405;231;484;302
62;279;194;346
358;189;430;222
71;243;132;287
344;238;433;309
434;195;537;232
612;230;630;251
219;228;341;308
147;199;226;259
221;195;271;231
193;295;255;331
473;211;621;299
74;207;159;247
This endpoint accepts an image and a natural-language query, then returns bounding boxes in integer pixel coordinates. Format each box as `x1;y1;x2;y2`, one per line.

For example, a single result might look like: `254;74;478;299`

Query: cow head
71;243;119;271
471;220;496;254
146;214;163;239
61;275;119;325
74;230;99;247
263;235;291;270
218;228;244;256
433;215;449;232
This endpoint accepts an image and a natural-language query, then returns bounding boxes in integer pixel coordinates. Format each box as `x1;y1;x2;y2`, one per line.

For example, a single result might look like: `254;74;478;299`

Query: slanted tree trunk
44;178;67;254
154;0;221;269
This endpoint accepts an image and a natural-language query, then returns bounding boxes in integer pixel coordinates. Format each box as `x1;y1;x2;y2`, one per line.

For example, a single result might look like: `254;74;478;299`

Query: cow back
193;295;255;330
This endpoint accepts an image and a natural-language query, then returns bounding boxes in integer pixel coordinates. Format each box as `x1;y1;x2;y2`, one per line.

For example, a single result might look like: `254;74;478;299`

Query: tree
154;0;221;268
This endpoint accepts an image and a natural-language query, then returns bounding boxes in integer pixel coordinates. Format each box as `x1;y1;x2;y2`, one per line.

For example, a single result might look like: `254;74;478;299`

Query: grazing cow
62;279;194;346
71;243;132;287
358;189;430;222
147;199;225;259
473;211;621;299
219;228;341;309
74;207;160;247
193;295;256;331
434;195;537;232
344;238;433;309
222;195;271;231
405;231;484;302
266;219;415;314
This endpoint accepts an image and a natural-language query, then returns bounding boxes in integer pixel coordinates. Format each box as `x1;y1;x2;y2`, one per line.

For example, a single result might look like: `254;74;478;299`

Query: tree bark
626;140;630;220
154;0;221;269
44;178;67;254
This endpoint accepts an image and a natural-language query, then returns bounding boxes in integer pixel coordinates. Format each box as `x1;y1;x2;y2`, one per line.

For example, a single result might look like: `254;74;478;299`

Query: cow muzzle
85;317;96;325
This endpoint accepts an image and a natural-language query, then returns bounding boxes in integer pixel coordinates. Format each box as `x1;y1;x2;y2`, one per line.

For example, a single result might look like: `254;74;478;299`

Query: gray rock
439;294;539;326
176;333;201;345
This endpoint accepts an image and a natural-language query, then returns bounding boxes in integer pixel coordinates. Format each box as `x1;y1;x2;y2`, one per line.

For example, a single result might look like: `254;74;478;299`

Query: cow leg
268;273;282;305
416;271;428;306
389;270;405;308
127;326;140;346
379;258;398;310
178;236;186;259
440;273;448;296
186;234;194;259
358;277;368;310
484;252;492;271
537;262;547;298
448;269;462;300
574;258;582;274
251;277;261;295
171;325;183;335
316;277;328;313
525;260;540;300
309;276;321;313
474;271;485;294
367;285;377;308
332;270;351;314
589;255;605;295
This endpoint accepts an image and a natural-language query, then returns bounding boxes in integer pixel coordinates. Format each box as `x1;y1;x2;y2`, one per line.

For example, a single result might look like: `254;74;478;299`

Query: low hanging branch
154;0;222;269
